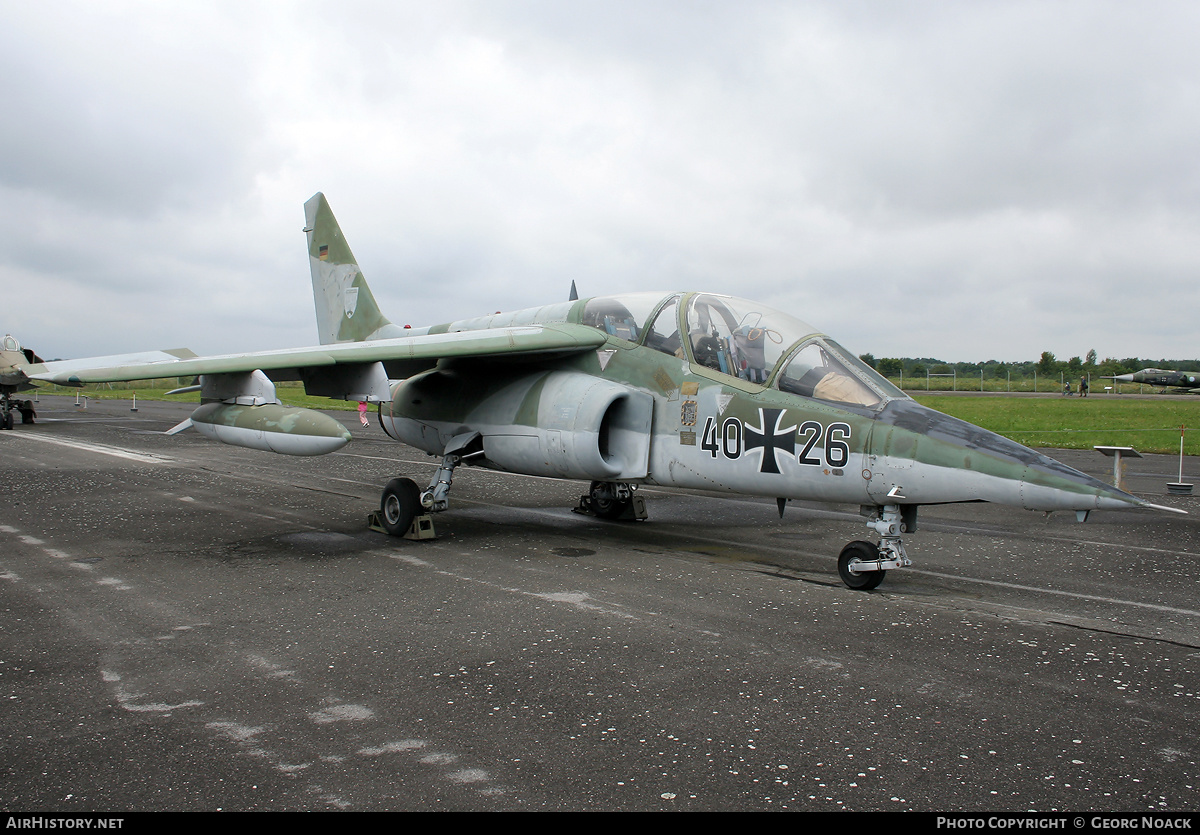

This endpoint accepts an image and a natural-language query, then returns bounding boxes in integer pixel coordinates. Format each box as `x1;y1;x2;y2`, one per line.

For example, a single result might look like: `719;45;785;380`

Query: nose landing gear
838;503;914;590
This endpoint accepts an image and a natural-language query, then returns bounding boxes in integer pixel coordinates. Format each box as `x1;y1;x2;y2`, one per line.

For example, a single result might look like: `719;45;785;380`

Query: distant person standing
358;400;370;427
1080;377;1089;397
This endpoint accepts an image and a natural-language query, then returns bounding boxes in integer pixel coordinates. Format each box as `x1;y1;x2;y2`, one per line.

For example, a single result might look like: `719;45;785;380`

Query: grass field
35;382;1200;456
916;395;1200;456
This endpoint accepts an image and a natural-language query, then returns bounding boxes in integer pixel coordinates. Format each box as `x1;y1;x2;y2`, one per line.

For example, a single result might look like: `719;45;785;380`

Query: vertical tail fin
304;193;393;344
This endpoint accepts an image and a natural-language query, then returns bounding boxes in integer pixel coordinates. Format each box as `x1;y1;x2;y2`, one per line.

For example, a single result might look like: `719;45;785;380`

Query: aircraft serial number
700;415;851;469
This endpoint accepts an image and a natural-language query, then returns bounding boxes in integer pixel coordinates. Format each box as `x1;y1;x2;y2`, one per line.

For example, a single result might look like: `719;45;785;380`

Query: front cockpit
580;292;906;410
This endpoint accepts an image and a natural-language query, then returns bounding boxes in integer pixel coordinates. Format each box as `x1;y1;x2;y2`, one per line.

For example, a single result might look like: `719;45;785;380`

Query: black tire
380;477;422;537
838;540;886;590
589;481;630;520
2;410;12;430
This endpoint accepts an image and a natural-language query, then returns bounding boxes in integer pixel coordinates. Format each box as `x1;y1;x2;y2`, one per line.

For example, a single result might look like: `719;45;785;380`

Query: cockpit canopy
581;292;905;409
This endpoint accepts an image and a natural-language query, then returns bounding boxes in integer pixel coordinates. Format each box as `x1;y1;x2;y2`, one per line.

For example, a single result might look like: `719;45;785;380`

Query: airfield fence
887;374;1169;396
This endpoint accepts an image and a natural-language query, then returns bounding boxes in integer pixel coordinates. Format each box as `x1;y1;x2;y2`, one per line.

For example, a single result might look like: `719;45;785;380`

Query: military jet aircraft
19;194;1182;589
1111;368;1200;393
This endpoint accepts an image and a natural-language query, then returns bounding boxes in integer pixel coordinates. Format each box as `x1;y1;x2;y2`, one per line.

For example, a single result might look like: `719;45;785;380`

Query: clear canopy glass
580;292;905;408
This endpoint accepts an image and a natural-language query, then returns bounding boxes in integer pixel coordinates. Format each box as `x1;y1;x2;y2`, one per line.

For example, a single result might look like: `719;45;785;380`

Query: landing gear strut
838;504;914;590
373;432;482;539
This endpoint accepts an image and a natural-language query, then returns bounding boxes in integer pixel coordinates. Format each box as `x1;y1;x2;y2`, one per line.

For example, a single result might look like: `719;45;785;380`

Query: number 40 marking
701;416;742;458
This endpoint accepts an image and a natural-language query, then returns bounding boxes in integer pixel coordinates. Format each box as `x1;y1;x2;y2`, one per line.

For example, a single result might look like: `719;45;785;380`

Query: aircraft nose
870;399;1151;512
1113;373;1135;383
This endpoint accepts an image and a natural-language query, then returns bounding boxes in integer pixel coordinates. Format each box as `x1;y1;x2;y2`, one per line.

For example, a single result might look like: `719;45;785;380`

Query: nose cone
1113;373;1135;383
870;399;1151;512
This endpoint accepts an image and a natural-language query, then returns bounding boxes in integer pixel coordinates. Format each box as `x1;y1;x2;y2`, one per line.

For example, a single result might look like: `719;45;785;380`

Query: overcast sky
3;0;1198;364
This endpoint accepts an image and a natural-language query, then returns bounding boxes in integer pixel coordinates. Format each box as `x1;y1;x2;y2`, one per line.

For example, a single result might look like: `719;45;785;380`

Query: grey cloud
3;0;1199;364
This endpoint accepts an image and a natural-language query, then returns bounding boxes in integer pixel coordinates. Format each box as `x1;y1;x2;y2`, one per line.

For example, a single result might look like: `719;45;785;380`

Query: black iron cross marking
744;408;796;474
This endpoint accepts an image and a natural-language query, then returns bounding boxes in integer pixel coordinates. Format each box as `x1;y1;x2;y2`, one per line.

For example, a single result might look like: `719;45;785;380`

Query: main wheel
380;477;422;537
589;481;630;520
838;540;886;590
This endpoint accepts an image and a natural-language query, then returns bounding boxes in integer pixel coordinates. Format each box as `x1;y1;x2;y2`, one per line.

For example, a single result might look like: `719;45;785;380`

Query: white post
1181;427;1186;484
1168;426;1193;494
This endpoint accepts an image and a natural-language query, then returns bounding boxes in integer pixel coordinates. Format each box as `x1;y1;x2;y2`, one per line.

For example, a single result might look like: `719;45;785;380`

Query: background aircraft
1112;368;1200;393
2;334;205;429
20;194;1181;589
1;335;46;429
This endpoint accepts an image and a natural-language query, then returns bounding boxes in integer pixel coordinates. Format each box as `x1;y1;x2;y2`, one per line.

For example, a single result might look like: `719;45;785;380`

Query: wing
27;324;608;399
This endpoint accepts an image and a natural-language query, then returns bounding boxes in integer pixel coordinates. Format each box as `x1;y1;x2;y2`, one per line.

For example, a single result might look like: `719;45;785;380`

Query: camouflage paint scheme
12;193;1180;587
1113;368;1200;393
190;401;351;456
380;294;1140;513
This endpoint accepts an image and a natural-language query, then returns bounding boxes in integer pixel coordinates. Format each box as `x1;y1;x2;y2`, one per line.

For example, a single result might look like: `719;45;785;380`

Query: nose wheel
838;541;886;590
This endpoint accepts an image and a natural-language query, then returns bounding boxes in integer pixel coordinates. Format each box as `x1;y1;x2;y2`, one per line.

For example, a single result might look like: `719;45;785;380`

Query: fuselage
1113;369;1200;390
380;292;1144;514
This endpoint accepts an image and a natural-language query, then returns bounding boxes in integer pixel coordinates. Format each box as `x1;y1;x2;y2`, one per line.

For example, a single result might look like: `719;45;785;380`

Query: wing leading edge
27;324;608;387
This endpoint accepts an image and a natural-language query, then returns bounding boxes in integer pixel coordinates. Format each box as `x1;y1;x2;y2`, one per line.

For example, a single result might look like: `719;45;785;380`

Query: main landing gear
837;503;914;590
374;432;483;539
574;481;648;521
